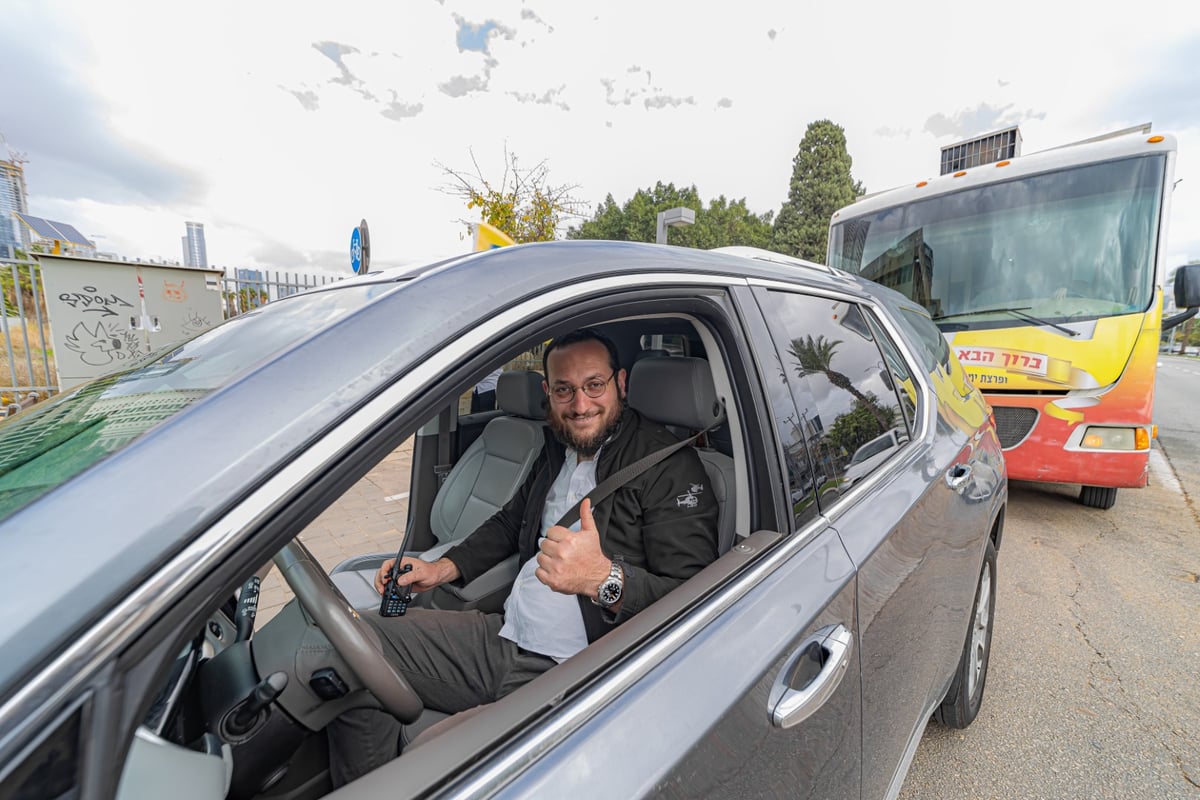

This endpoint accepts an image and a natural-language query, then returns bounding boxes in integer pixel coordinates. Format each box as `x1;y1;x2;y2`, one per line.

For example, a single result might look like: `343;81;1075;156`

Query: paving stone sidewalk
256;438;413;626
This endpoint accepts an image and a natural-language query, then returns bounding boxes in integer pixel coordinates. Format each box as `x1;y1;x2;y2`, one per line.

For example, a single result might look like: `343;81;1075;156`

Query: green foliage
223;287;268;317
826;395;897;458
568;181;773;248
438;147;586;244
788;334;892;433
1;259;40;318
773;119;865;262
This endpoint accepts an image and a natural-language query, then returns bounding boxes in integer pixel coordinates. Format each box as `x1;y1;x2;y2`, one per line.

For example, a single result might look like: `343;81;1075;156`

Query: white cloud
3;0;1199;273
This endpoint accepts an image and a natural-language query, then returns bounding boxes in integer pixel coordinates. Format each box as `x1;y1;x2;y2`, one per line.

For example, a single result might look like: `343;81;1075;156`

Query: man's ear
616;368;628;398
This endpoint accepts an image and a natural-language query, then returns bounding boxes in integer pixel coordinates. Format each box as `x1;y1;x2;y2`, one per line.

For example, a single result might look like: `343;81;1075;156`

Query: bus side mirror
1175;264;1200;309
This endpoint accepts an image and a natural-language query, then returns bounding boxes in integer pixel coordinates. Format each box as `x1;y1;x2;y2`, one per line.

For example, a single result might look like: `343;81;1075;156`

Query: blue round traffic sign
350;227;363;273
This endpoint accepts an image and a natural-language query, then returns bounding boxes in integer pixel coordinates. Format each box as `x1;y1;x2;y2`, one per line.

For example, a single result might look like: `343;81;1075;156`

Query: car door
392;283;864;800
491;527;861;800
752;285;996;798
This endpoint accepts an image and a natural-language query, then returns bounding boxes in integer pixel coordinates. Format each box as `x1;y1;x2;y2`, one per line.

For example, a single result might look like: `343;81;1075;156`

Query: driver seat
330;370;547;607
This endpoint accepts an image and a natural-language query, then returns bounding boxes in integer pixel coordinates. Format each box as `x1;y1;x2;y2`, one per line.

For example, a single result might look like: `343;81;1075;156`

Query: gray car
0;241;1006;799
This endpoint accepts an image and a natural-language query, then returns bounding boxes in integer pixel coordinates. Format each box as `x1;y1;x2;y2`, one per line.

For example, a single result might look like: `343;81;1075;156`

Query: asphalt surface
900;354;1200;799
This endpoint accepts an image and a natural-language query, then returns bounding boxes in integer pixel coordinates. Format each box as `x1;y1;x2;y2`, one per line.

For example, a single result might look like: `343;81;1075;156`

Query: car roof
0;239;897;695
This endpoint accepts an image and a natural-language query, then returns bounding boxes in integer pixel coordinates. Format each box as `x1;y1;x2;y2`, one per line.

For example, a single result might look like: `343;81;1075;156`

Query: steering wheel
273;541;423;723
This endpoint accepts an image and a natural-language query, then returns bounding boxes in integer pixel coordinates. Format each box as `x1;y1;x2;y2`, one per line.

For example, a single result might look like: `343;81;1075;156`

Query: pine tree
772;120;865;262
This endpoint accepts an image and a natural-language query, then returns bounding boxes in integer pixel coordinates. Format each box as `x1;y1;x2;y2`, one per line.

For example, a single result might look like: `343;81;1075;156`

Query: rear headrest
627;357;725;431
497;370;547;420
634;348;671;363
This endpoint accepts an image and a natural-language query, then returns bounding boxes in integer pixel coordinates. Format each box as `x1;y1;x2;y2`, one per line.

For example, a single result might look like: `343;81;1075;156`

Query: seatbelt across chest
555;427;708;529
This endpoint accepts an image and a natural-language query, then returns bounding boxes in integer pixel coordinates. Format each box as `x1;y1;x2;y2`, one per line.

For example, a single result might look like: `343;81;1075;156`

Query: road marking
383;492;410;503
1149;447;1183;496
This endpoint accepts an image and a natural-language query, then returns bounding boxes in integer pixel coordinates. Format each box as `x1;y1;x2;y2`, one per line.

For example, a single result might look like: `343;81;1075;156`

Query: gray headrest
634;348;671;362
497;370;547;420
627;357;725;430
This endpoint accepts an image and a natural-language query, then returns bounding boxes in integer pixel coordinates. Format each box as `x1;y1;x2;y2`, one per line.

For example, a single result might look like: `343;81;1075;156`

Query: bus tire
935;538;997;729
1079;485;1117;509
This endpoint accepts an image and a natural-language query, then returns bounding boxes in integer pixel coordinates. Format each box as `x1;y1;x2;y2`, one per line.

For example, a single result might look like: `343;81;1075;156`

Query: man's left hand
536;498;612;596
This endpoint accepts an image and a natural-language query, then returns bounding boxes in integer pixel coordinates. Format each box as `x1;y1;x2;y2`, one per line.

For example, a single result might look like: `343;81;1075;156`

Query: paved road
901;355;1200;799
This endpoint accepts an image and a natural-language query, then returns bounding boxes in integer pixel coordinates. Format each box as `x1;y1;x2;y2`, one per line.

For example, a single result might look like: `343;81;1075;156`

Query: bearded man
327;328;719;786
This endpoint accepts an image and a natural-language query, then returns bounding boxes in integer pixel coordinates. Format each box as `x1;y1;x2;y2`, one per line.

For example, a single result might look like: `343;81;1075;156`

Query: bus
827;129;1198;509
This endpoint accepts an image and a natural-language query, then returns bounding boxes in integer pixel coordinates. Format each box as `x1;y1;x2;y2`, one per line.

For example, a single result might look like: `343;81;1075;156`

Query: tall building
182;221;208;268
0;156;30;259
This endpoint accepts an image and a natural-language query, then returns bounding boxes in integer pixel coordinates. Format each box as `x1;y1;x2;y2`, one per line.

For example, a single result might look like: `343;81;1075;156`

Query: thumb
579;497;596;531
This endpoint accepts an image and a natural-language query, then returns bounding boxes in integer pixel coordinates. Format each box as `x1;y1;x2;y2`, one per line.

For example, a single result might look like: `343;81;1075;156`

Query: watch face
596;563;623;607
598;579;622;607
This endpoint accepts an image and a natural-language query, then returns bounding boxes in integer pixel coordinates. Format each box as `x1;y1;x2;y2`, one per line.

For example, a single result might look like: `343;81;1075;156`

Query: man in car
328;328;720;785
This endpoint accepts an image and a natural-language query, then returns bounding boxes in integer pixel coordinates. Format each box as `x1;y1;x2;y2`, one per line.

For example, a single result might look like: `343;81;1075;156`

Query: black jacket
443;407;720;643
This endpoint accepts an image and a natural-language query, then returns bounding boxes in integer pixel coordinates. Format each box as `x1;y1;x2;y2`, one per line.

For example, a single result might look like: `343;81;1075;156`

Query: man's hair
542;327;620;377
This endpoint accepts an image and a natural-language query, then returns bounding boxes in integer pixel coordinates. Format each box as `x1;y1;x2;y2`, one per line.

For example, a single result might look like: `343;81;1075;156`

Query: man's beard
549;399;625;456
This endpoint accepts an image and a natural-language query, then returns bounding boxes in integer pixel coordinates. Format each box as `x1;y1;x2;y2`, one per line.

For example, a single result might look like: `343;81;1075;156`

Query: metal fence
1;259;343;416
1;257;55;414
220;269;342;317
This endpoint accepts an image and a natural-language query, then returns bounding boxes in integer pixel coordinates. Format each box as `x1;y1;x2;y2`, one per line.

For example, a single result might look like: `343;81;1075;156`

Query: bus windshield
828;155;1166;330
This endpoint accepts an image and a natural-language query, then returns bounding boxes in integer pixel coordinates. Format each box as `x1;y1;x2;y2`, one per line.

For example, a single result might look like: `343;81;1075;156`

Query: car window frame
750;288;914;506
743;279;938;515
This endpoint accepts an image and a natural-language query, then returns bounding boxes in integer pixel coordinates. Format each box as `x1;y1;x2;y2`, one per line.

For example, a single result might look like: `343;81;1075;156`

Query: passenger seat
330;370;547;607
625;357;736;554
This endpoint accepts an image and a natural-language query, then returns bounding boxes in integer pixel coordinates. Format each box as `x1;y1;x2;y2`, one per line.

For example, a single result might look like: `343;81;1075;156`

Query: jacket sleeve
611;446;719;623
442;459;540;585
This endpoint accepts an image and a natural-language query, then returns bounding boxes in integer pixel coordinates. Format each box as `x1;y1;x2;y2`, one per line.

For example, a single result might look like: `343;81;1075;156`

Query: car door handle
770;623;854;729
945;464;972;489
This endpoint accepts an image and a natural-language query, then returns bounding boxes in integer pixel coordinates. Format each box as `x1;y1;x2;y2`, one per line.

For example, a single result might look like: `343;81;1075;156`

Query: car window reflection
760;293;911;500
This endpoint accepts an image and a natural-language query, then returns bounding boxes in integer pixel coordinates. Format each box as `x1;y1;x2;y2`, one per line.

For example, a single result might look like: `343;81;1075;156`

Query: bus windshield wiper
933;307;1079;337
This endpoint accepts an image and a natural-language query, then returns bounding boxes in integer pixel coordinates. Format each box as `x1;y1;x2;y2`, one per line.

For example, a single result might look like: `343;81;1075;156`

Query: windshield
0;284;385;520
829;155;1166;330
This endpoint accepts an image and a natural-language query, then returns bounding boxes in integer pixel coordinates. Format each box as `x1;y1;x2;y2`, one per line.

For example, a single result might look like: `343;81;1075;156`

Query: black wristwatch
592;562;624;609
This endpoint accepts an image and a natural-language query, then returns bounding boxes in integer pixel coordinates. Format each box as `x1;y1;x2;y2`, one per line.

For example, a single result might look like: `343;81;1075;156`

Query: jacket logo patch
675;483;704;509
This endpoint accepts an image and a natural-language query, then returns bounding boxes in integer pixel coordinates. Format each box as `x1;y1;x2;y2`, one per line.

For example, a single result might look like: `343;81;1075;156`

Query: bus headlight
1080;427;1150;451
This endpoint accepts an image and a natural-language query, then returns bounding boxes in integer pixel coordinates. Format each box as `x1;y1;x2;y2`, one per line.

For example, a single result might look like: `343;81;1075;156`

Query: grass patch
1;320;57;400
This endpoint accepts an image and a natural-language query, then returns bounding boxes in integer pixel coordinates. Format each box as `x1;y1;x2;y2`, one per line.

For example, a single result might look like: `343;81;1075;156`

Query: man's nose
569;388;593;412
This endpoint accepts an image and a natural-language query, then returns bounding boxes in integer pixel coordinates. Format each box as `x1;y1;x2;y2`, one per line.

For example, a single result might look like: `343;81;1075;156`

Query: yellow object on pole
472;221;515;251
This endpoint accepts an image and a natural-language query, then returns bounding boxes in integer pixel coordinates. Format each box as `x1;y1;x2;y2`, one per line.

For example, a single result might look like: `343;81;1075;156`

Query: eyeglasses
548;372;615;403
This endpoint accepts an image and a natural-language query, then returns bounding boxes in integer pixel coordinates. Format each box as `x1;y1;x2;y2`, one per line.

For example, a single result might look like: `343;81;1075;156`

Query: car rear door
752;285;996;798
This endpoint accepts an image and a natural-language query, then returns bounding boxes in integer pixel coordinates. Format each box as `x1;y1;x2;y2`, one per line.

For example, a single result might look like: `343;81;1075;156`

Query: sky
2;0;1199;277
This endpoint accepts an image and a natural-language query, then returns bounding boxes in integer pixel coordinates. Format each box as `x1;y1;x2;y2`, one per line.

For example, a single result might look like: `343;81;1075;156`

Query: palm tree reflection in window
788;334;898;475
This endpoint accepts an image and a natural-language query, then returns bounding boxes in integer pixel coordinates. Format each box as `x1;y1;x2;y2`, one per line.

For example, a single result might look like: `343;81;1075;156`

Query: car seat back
330;370;546;608
626;356;735;554
429;370;547;544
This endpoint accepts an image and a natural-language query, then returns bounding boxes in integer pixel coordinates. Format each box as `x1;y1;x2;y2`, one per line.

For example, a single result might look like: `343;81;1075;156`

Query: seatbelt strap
555;427;709;529
434;405;454;487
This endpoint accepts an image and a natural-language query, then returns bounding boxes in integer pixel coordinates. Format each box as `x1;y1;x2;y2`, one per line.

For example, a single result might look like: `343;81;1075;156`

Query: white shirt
498;448;596;662
475;368;503;394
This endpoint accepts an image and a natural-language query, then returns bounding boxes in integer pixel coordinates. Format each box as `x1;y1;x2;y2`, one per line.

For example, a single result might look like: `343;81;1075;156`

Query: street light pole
656;207;696;244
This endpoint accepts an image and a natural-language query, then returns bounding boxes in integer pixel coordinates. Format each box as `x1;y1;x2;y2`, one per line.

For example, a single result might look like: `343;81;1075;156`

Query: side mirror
1174;264;1200;309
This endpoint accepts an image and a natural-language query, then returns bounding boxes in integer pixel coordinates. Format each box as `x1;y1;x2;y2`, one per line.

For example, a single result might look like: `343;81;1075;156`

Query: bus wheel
1080;485;1117;509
